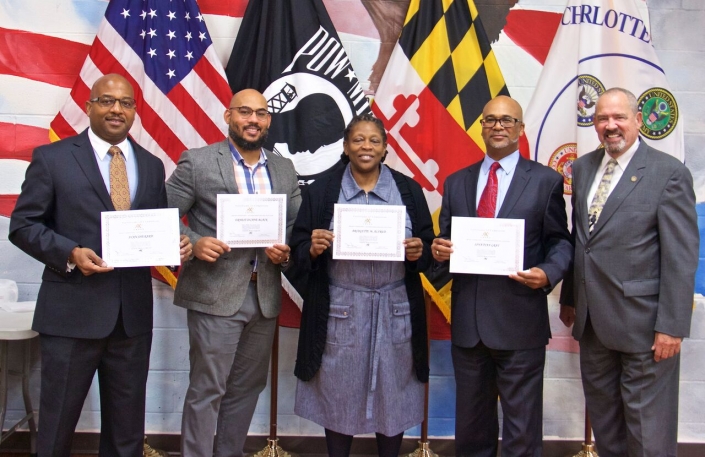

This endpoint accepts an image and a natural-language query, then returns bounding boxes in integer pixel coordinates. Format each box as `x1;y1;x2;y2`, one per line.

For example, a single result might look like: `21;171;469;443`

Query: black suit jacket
439;156;573;350
9;129;167;339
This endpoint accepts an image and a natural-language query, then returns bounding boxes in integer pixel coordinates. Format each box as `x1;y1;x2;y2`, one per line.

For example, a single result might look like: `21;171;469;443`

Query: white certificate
101;208;181;267
217;194;287;247
333;204;406;261
449;217;525;275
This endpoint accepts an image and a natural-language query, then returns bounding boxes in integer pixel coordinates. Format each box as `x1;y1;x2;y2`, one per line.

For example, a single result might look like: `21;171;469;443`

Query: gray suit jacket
560;141;698;352
166;140;301;317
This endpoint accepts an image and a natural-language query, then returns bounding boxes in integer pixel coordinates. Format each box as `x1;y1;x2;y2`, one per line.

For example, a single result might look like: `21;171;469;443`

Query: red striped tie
477;162;501;218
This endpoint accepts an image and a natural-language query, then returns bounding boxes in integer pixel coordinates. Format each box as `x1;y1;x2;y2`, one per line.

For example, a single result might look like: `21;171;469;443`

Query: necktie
477;161;502;218
588;158;618;232
108;145;131;211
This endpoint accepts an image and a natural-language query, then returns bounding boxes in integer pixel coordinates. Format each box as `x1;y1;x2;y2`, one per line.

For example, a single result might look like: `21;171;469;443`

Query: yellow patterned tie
588;158;618;232
108;145;131;211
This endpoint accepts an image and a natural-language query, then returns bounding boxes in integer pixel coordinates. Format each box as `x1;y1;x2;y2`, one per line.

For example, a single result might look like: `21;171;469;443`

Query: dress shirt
228;141;272;195
475;150;520;217
88;128;138;202
586;139;640;212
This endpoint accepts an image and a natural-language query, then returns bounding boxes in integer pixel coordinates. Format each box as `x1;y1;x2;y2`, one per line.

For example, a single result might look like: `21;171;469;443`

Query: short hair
340;113;388;164
343;113;387;144
601;87;639;114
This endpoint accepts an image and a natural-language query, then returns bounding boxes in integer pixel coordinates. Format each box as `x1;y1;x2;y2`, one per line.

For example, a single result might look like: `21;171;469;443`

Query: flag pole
572;406;598;457
253;318;296;457
405;293;439;457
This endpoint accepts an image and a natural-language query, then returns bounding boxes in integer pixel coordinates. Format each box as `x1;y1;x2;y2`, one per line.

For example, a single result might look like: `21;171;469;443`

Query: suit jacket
166;140;301;318
560;141;698;352
439;156;573;350
9;129;168;339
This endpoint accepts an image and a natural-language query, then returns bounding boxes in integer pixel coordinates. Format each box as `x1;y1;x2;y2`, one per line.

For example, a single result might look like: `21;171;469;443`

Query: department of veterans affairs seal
638;88;678;140
576;75;605;127
548;143;577;195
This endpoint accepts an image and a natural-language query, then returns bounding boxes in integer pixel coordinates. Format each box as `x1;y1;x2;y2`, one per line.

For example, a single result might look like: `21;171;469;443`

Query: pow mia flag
226;0;372;186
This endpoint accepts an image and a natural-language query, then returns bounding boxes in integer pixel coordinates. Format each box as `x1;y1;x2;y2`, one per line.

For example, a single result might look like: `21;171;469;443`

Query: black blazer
439;156;573;350
9;129;167;338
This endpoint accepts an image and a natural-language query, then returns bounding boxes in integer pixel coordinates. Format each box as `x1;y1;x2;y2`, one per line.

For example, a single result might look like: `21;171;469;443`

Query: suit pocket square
622;279;659;297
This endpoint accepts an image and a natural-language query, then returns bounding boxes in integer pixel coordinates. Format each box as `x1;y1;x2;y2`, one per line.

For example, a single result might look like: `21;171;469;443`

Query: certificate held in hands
101;208;181;267
332;204;406;261
449;216;524;275
217;194;287;247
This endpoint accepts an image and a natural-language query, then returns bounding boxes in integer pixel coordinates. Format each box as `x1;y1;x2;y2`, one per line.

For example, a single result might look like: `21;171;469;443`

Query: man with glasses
9;74;191;456
432;95;572;456
166;89;301;456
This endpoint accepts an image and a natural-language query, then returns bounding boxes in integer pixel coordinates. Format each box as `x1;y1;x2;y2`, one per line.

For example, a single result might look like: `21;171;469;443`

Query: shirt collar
481;149;520;175
340;163;394;202
228;140;267;166
88;128;132;160
600;138;640;171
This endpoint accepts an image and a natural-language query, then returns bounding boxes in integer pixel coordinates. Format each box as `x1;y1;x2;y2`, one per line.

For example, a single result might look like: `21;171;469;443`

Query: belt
250;271;257;282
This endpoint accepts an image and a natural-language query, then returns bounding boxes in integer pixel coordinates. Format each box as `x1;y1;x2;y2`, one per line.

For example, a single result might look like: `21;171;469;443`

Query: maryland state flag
225;0;371;185
372;0;516;337
225;0;371;326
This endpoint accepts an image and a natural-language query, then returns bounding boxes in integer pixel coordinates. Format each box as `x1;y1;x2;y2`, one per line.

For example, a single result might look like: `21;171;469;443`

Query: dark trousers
452;342;545;457
37;315;152;457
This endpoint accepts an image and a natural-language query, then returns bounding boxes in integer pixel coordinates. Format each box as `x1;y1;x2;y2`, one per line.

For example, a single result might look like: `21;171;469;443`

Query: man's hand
509;267;549;290
652;332;682;362
179;235;192;263
70;246;113;276
265;243;291;265
193;237;230;262
559;304;576;327
403;237;424;262
310;229;334;260
432;238;453;262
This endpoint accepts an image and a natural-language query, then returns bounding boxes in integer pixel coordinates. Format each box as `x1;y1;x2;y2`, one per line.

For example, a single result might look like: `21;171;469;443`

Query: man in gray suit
560;87;698;457
166;89;301;457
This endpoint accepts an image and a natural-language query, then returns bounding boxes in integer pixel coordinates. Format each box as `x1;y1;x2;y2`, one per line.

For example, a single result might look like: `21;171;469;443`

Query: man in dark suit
9;74;190;457
559;87;698;457
432;95;573;457
166;89;301;457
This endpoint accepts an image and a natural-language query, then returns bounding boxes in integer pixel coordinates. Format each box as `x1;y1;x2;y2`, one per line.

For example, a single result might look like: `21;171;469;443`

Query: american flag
48;0;232;177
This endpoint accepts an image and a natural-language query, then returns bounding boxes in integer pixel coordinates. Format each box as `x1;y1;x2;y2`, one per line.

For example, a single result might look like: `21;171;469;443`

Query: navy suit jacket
439;156;573;350
9;129;167;339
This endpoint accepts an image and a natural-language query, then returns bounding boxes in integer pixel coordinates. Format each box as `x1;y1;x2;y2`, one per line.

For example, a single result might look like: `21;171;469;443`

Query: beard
229;126;268;151
604;137;626;155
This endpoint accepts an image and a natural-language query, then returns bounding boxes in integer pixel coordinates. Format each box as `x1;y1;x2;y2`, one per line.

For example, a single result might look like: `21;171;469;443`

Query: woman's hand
310;229;334;260
404;237;424;262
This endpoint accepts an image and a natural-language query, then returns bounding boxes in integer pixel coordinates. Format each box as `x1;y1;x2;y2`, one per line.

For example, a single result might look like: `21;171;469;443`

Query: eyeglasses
89;95;136;110
229;106;270;120
480;116;522;128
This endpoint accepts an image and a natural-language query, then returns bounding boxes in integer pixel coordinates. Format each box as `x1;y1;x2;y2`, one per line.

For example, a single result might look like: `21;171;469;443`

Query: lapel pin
631;176;637;182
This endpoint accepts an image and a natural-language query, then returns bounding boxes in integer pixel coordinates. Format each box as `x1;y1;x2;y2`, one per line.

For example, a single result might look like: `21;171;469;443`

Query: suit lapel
131;140;149;209
590;142;647;236
71;130;114;211
497;157;530;218
464;163;481;217
265;149;284;193
218;140;239;194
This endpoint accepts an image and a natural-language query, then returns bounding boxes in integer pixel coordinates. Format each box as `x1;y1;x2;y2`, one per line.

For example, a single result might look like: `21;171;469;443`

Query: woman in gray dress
290;114;434;457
